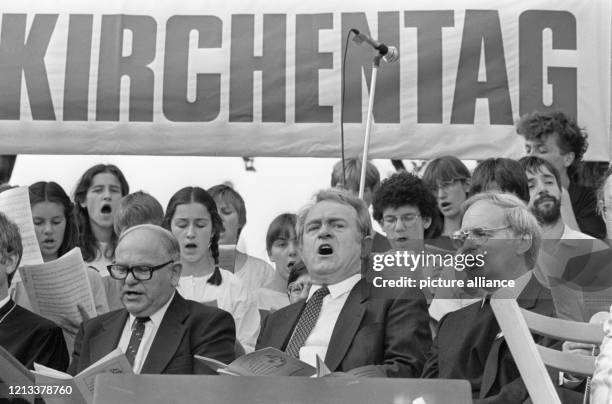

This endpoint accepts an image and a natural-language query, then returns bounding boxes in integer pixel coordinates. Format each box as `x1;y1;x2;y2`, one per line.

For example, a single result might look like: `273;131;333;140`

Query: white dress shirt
298;274;361;367
117;291;175;373
0;295;10;310
177;268;260;352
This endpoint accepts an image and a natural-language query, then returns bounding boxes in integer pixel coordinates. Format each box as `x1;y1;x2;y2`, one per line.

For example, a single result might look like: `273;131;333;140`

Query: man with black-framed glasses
68;224;236;375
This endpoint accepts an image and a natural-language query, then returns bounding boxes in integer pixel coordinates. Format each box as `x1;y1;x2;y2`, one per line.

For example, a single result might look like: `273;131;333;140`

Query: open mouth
42;238;55;245
185;243;197;249
440;202;451;209
100;204;112;214
318;244;333;256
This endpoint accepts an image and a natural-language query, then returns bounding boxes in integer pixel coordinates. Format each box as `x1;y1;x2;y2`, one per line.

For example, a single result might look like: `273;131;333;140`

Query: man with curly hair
371;172;445;303
516;111;605;239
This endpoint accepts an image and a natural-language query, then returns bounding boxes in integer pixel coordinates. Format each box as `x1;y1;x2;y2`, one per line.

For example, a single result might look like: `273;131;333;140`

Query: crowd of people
2;110;612;403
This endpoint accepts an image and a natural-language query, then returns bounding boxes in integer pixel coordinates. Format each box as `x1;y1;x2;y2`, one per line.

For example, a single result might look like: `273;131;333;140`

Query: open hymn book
195;347;329;377
32;348;133;404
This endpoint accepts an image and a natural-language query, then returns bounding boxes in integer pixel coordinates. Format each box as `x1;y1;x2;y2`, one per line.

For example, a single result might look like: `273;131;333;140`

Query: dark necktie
125;317;150;367
285;286;330;358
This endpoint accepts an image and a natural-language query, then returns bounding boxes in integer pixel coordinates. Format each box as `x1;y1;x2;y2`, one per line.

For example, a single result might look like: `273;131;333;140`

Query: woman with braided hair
163;186;259;353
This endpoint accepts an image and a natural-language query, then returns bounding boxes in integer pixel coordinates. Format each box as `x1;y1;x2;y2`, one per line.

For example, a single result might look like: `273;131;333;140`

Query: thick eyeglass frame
107;260;174;281
451;226;510;249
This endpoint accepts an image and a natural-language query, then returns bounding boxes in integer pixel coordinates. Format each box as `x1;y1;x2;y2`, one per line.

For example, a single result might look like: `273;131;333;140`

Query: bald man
68;224;235;375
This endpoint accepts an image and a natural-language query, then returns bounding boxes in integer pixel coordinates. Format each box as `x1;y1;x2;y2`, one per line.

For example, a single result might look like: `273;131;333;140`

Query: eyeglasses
451;226;510;249
287;281;311;297
430;178;466;193
107;261;174;281
382;214;421;227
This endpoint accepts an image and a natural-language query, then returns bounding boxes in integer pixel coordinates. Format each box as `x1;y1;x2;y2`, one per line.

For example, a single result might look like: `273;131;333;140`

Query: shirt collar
0;295;10;310
309;273;361;300
128;291;175;329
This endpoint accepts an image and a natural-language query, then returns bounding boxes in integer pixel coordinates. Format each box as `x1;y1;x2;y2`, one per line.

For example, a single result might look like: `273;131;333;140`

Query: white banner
0;0;609;159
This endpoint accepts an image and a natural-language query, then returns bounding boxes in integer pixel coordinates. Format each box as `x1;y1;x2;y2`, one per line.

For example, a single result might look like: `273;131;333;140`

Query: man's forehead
383;204;419;216
306;200;357;222
526;166;556;181
116;230;168;261
526;132;560;147
462;200;506;229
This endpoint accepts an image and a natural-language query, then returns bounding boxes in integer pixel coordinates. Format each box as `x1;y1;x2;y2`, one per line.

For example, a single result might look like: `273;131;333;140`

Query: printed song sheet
18;247;96;325
0;186;43;266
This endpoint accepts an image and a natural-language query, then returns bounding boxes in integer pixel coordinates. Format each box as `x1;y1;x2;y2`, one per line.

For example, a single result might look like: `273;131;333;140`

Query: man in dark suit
69;224;235;375
257;189;431;377
0;212;69;371
422;192;563;403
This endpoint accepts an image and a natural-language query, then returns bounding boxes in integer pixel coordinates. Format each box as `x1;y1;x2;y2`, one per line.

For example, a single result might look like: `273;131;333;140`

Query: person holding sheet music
208;184;275;291
69;224;235;375
0;212;69;371
73;164;129;274
163;186;260;353
257;189;431;377
12;181;110;317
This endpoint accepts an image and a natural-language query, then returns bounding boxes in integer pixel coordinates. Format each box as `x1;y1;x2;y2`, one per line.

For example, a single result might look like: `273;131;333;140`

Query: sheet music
18;247;96;325
0;186;43;266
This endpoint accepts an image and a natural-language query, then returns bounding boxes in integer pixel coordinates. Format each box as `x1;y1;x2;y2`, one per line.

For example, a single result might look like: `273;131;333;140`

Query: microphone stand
358;53;382;199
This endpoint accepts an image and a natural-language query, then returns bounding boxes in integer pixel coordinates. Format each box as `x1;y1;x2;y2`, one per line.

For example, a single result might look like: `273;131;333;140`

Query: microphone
350;28;399;63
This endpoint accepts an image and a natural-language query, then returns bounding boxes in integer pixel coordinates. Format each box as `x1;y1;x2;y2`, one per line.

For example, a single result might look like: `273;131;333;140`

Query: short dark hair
516;111;588;175
208;184;247;238
372;172;441;238
469;158;530;203
266;213;297;255
330;158;380;192
29;181;79;257
518;156;562;190
114;191;164;236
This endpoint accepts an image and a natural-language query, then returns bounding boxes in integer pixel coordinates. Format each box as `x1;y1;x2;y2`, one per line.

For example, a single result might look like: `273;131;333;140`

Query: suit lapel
140;293;188;374
269;301;306;350
324;280;367;371
91;310;129;363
